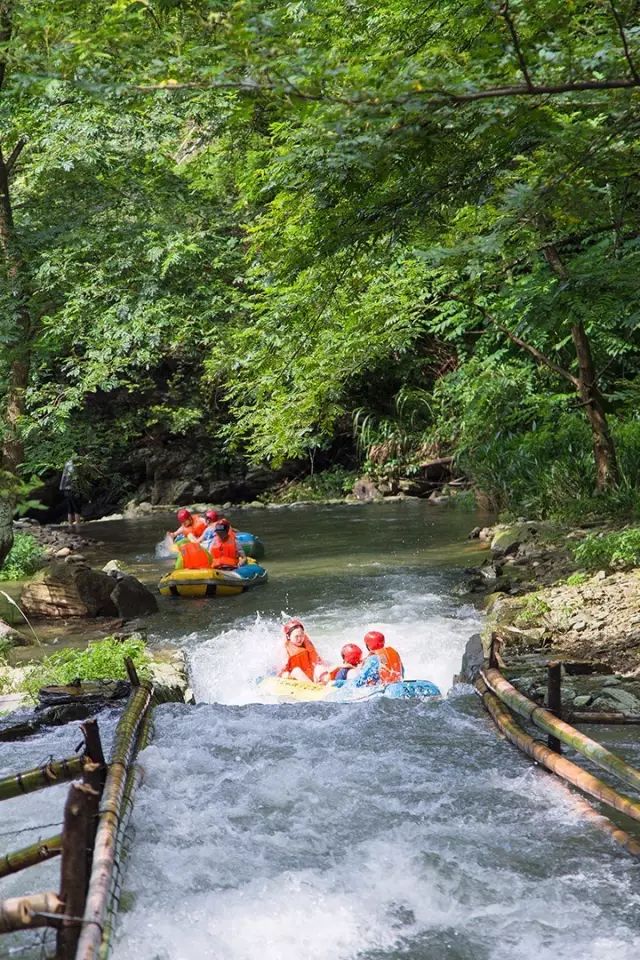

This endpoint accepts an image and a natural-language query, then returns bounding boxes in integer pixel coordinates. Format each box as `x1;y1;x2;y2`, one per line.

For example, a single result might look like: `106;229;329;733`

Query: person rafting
198;509;222;548
170;508;207;541
354;631;404;686
278;619;328;683
328;643;363;683
209;519;246;569
175;539;212;570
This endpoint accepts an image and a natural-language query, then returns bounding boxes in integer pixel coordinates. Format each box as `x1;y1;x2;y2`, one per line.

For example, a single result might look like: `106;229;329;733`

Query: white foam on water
106;562;640;960
189;579;479;705
111;702;640;960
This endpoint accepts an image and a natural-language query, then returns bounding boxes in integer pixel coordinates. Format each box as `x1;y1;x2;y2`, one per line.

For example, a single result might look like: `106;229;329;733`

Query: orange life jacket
281;648;317;681
177;541;212;570
192;515;207;537
210;530;240;568
375;647;404;684
280;637;323;681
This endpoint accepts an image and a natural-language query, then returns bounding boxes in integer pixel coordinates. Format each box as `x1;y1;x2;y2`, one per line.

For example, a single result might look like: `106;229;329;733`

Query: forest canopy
1;0;640;553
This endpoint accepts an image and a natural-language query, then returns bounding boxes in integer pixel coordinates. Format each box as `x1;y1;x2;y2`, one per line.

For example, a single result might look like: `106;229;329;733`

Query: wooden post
57;782;96;960
547;661;562;753
81;719;107;882
489;632;498;669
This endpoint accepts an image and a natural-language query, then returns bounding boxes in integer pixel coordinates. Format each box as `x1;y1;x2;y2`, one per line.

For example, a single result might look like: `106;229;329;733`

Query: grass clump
23;635;151;700
516;594;551;626
564;571;589;587
0;533;45;581
571;527;640;571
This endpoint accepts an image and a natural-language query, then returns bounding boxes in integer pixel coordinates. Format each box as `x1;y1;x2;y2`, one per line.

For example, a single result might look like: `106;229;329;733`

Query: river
2;502;640;958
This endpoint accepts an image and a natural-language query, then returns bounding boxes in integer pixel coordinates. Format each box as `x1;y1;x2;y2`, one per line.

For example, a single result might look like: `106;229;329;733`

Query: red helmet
284;618;304;636
364;630;385;651
341;643;362;666
176;509;191;523
205;509;219;522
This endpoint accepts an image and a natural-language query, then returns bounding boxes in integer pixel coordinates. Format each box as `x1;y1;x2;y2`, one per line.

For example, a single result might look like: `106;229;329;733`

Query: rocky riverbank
463;520;640;716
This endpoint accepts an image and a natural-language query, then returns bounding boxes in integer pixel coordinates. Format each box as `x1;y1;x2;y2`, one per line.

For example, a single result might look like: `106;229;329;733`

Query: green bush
0;534;46;581
516;593;551;625
564;571;589;587
23;635;151;700
571;528;640;571
269;467;357;503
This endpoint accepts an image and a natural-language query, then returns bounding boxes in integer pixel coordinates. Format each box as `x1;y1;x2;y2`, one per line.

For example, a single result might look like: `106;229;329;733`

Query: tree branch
447;296;580;388
0;1;12;94
5;137;25;175
609;0;640;83
500;1;534;90
131;74;640;106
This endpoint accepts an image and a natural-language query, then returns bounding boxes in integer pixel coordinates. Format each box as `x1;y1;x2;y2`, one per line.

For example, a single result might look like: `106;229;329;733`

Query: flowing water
3;502;640;958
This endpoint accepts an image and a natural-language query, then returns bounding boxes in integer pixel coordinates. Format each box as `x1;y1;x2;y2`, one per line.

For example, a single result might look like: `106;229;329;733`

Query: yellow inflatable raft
158;560;267;598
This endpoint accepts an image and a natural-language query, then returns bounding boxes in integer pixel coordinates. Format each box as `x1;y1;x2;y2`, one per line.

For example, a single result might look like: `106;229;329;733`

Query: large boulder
490;523;537;558
21;560;157;619
455;633;484;684
352;477;384;501
110;575;158;618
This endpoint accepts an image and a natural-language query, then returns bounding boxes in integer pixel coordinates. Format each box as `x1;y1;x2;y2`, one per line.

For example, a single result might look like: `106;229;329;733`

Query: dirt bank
465;521;640;715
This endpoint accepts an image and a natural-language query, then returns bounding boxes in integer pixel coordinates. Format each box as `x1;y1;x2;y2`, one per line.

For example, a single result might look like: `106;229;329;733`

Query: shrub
269;467;357;503
516;593;551;625
22;635;151;700
564;571;589;587
0;534;46;581
571;528;640;571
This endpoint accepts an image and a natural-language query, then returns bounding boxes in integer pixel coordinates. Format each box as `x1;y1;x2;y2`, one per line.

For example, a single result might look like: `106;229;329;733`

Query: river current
2;503;640;958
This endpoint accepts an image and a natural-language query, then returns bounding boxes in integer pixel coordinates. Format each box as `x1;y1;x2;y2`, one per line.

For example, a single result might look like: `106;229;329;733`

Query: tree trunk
0;143;32;477
570;321;620;490
0;496;12;568
542;245;620;491
0;6;33;557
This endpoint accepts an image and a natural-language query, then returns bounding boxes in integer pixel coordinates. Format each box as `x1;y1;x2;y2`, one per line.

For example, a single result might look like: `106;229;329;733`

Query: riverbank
467;520;640;715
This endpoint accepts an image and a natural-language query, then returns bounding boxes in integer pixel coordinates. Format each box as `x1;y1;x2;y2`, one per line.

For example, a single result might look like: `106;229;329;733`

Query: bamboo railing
0;834;62;879
0;756;85;802
481;667;640;795
477;677;640;857
75;681;152;960
0;664;153;960
477;645;640;858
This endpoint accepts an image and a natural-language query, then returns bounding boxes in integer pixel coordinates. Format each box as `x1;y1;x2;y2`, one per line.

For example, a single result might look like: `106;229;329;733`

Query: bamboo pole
75;682;152;960
477;677;640;831
481;667;640;795
568;711;640;725
57;782;96;960
0;756;85;802
0;834;62;879
0;892;62;933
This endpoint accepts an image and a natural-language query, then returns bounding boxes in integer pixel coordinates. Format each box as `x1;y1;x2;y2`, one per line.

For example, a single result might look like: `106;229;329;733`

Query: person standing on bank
60;458;81;526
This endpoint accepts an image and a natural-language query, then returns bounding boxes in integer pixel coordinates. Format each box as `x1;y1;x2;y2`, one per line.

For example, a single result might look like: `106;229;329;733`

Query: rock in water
110;575;158;618
21;561;157;619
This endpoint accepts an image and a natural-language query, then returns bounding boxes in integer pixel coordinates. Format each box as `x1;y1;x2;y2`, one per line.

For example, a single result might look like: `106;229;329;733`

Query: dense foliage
572;527;640;571
1;1;640;533
0;532;45;580
22;635;151;700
